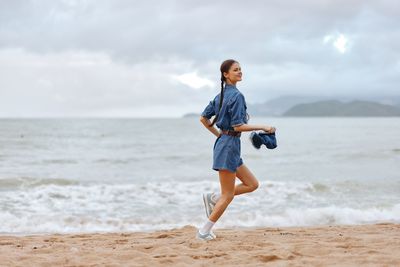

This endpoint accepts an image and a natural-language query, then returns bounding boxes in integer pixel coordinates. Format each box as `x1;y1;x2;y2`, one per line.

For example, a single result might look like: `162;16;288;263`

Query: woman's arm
229;93;275;133
200;116;220;137
233;123;276;133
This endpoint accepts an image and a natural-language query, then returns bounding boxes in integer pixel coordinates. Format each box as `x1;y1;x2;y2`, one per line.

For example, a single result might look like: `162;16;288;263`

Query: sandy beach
0;223;398;266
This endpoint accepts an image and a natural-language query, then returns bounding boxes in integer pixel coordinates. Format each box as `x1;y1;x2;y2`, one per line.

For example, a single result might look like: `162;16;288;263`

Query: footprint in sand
256;255;282;262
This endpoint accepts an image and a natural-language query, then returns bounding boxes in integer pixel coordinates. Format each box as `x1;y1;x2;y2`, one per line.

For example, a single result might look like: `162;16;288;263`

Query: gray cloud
0;0;399;117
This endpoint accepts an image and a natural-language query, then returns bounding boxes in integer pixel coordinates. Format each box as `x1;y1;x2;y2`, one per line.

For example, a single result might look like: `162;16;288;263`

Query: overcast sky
0;0;399;117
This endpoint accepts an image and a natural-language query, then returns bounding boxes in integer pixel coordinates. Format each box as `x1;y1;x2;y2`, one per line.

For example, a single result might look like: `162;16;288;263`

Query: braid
209;78;224;127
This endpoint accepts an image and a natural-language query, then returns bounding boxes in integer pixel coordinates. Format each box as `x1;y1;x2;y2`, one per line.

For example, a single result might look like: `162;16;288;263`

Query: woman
198;59;276;241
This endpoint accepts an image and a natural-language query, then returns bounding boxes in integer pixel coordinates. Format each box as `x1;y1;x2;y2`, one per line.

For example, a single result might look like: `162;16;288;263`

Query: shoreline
0;221;397;237
1;223;399;266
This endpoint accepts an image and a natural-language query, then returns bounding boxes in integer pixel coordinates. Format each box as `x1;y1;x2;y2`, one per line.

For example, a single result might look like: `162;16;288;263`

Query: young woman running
197;59;276;240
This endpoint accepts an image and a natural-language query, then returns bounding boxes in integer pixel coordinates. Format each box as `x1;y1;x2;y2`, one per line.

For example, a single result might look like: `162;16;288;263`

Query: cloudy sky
0;0;399;117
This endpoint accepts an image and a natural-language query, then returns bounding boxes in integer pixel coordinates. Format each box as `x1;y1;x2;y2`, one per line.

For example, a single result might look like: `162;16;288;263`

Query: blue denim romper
201;84;248;173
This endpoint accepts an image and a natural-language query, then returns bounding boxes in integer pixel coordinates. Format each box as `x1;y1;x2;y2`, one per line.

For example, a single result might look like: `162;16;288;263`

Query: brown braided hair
208;59;238;127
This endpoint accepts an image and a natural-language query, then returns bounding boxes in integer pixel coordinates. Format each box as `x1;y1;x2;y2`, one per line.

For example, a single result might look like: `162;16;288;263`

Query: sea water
0;117;399;234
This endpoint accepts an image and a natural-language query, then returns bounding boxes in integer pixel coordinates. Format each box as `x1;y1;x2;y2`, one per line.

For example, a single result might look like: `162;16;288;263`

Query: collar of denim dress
224;83;237;90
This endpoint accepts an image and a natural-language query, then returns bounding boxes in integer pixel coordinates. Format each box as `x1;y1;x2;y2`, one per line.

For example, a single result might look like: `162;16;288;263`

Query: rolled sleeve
229;93;247;127
201;100;216;119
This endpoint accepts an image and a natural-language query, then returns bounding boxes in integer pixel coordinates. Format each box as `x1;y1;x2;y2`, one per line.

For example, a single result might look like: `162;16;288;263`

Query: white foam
216;204;400;228
0;180;399;234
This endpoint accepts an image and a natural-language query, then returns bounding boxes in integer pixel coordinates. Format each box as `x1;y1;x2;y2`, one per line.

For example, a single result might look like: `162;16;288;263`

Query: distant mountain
182;112;200;118
365;96;400;107
283;100;400;117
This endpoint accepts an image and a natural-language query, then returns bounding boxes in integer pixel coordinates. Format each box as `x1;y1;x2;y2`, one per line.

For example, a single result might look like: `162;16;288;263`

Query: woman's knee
249;180;259;192
236;164;259;192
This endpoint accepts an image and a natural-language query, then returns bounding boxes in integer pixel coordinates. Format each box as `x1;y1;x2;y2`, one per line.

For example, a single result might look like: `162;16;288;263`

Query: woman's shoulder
228;90;245;104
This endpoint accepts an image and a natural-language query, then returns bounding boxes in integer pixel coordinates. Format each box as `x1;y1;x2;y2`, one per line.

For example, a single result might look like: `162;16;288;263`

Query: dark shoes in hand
249;131;277;149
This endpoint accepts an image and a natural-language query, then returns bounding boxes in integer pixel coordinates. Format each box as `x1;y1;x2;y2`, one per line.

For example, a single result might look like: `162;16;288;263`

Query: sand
0;223;399;266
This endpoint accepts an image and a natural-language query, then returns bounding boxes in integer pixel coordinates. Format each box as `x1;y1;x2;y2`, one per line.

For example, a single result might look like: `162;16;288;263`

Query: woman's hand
200;116;222;137
262;126;276;134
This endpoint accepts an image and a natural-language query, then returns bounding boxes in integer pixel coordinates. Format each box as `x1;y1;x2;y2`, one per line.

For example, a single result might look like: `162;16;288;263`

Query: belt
220;130;241;137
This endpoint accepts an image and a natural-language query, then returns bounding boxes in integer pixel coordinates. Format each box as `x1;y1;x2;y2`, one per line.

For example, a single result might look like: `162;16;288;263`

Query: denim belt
220;130;241;137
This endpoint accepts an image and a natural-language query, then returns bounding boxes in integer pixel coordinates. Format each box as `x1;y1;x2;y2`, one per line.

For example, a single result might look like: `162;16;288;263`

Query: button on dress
201;84;248;173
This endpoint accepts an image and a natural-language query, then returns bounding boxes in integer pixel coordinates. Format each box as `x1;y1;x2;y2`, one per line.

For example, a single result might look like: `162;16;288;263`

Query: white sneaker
202;193;217;218
210;230;216;239
196;229;216;241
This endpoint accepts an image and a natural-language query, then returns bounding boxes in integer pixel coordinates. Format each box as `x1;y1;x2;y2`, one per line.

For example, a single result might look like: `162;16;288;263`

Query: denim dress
201;84;248;173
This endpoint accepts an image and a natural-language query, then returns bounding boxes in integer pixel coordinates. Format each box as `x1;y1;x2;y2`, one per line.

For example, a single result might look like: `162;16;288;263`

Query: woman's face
223;62;242;83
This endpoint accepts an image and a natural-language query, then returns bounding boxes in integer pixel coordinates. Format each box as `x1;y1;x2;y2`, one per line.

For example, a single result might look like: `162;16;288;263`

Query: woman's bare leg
234;164;259;196
208;170;236;222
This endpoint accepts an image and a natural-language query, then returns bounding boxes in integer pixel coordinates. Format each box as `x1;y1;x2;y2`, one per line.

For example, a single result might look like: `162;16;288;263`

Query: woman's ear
223;72;229;79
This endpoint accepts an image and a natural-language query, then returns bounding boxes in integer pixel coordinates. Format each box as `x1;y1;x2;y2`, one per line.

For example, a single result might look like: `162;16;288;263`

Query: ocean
0;117;399;234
